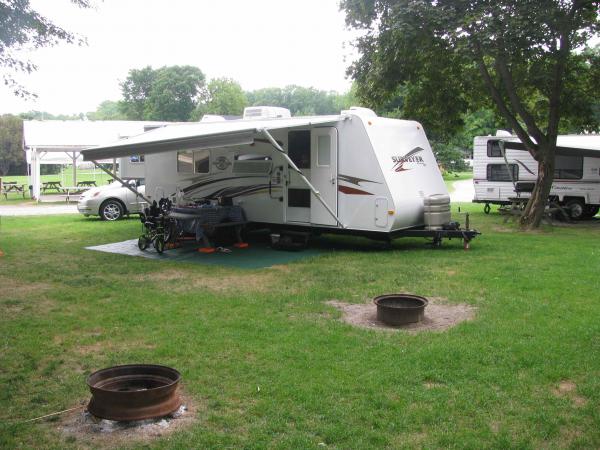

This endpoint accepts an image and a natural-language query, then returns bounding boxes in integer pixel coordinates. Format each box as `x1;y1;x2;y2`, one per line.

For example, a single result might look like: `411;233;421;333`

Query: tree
193;77;248;119
0;114;24;176
246;85;358;115
87;100;128;121
342;0;599;228
119;66;157;120
0;0;93;98
119;65;206;121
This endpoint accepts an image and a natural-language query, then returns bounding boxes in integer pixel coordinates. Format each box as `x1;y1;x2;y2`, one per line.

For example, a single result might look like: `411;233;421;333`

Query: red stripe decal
338;185;374;195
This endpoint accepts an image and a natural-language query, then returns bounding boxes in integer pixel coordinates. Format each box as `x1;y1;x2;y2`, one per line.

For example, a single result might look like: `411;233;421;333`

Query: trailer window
194;150;210;174
288;130;311;169
130;155;145;163
487;164;518;181
232;153;272;174
288;188;311;208
554;155;582;179
177;151;194;173
235;154;272;161
487;140;503;157
317;135;331;166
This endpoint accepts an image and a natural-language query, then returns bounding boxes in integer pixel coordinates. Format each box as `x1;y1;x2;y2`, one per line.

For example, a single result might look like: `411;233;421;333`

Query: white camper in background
473;134;600;219
82;107;479;246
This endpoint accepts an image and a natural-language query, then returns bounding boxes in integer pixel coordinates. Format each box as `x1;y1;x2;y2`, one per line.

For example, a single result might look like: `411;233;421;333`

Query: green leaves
119;65;206;122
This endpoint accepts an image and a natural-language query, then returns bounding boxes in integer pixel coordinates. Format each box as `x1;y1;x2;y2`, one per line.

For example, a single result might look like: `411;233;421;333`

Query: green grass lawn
1;167;112;203
1;207;599;449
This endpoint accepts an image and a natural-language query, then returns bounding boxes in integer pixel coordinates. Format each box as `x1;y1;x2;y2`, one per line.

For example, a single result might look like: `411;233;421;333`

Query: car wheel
100;200;124;221
565;199;585;221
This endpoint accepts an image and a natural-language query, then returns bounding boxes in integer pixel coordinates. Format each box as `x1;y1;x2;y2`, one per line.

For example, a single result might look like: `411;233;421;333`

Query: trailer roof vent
243;106;291;120
341;106;377;118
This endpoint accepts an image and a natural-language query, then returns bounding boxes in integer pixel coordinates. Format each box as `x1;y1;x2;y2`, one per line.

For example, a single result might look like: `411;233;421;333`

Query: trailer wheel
565;199;585;221
484;203;491;214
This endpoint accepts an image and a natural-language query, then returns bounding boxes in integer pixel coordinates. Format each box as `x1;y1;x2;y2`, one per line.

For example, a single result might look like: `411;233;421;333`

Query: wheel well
562;196;586;205
100;198;127;214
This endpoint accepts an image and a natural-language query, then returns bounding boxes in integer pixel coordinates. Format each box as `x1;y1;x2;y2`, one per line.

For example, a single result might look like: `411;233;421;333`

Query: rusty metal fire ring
374;294;428;326
87;364;182;421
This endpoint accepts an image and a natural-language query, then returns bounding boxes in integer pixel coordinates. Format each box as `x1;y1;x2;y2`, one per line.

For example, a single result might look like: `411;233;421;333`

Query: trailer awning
80;116;341;161
503;135;600;158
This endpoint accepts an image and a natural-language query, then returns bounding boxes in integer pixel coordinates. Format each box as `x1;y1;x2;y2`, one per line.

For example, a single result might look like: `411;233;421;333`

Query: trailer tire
565;199;585;221
484;203;491;214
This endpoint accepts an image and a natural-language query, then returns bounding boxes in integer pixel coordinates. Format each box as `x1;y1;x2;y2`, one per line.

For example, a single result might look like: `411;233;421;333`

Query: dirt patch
0;275;52;300
326;297;476;333
552;380;587;407
74;340;156;356
59;393;196;447
0;276;55;317
134;268;275;293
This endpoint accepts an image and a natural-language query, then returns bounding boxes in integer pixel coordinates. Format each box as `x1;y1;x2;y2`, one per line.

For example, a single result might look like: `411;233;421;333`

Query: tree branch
494;49;545;144
470;39;539;155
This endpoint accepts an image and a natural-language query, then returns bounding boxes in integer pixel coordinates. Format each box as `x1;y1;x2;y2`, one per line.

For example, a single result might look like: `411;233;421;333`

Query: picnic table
499;197;569;225
1;182;26;199
77;181;97;188
42;181;63;193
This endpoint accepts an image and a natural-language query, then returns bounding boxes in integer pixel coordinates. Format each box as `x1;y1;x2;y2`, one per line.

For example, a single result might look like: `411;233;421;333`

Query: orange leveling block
198;247;216;253
234;242;249;249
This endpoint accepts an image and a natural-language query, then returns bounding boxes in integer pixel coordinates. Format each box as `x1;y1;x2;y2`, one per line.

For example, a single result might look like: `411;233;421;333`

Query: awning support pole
260;128;345;228
91;160;152;205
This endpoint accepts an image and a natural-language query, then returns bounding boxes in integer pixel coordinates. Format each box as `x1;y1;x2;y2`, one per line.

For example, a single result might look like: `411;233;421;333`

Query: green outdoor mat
86;238;325;269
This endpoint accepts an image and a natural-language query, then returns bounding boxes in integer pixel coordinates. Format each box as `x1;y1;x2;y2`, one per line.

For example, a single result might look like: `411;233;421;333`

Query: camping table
1;182;26;199
42;181;63;193
500;197;568;224
77;181;97;188
61;186;92;203
168;204;247;249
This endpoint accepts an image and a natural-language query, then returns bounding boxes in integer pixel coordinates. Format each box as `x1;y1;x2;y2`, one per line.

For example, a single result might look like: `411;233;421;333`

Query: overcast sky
0;0;358;115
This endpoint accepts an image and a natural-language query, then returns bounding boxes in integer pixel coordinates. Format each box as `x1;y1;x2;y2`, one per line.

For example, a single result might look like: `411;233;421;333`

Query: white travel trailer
473;134;600;219
81;107;479;246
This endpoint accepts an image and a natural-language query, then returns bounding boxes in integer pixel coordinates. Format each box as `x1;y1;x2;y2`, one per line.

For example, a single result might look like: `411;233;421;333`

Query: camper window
177;151;194;173
554;155;583;179
487;164;518;181
235;154;272;161
194;150;210;173
288;188;311;208
233;154;272;174
130;155;145;163
288;130;311;169
487;140;503;157
317;135;331;166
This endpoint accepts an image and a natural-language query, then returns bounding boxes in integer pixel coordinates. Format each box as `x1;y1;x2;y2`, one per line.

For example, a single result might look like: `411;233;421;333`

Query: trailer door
310;127;338;226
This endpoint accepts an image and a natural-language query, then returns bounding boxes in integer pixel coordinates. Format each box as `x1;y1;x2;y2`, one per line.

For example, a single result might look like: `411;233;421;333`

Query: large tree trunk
520;147;555;229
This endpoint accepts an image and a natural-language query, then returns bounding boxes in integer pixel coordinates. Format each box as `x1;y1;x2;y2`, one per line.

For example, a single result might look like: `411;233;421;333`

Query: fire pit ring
87;364;182;421
374;294;428;326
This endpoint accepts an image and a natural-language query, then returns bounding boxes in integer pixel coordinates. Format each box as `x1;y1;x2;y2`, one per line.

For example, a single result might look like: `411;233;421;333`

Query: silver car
77;179;147;221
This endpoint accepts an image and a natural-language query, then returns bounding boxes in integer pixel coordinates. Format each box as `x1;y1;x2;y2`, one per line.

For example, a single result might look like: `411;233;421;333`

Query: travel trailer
81;107;479;247
473;133;600;219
